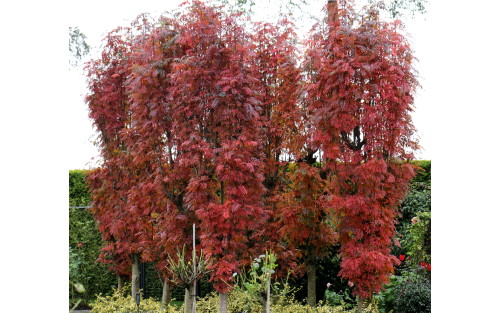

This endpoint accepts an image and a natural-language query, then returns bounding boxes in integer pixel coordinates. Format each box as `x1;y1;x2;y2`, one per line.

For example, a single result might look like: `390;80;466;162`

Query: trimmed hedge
69;170;116;308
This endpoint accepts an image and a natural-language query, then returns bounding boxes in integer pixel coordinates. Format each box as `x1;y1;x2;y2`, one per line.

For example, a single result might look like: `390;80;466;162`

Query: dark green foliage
324;288;354;309
69;170;116;308
377;161;431;312
395;161;431;257
375;265;431;313
400;181;431;221
393;274;431;313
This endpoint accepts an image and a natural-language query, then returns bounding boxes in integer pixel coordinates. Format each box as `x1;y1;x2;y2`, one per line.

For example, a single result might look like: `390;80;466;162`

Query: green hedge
69;170;116;308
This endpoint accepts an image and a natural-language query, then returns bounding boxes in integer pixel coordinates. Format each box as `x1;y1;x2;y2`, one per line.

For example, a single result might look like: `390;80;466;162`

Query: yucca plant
166;245;213;313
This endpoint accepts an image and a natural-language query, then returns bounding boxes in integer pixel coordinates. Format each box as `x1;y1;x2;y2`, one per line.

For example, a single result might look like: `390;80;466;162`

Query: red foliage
246;19;305;276
305;1;418;298
168;1;267;293
85;25;138;275
84;0;421;300
277;162;338;267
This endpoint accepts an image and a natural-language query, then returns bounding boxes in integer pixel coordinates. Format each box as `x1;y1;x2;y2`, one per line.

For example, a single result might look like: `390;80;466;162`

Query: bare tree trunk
161;279;171;310
131;254;140;299
266;279;271;313
117;274;126;292
306;261;317;307
260;294;266;313
219;292;228;313
184;285;194;313
357;296;369;313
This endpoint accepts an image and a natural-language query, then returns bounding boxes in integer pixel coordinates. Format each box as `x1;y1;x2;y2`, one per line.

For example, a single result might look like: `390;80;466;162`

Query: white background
1;0;499;312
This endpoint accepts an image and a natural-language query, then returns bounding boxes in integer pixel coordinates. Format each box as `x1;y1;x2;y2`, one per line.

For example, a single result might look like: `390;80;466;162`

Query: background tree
368;0;428;19
277;161;338;306
246;19;305;280
69;26;90;67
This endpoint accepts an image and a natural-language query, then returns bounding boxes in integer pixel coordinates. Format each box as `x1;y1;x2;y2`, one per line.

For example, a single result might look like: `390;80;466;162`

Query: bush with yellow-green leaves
90;286;384;313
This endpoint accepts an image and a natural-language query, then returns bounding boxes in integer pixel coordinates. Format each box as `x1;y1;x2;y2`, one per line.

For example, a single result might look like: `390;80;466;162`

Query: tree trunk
219;292;228;313
306;261;317;307
117;274;126;292
131;254;140;299
357;296;369;313
161;279;171;310
266;278;271;313
184;285;194;313
260;292;267;313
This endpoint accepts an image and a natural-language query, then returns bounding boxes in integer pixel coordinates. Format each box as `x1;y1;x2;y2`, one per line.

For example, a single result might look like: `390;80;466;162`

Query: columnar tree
277;160;338;306
305;0;418;308
85;24;146;299
124;14;190;307
168;2;267;312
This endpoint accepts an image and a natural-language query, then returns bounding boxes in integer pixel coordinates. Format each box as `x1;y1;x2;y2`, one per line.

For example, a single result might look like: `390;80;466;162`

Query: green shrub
404;211;431;266
392;274;431;313
375;266;430;313
90;286;182;313
324;288;354;310
69;170;92;206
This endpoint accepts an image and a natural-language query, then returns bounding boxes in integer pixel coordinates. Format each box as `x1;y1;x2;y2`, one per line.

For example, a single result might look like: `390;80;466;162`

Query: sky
2;0;500;312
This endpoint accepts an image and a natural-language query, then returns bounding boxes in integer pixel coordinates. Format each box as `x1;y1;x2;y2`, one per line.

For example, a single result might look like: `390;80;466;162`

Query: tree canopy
85;0;419;310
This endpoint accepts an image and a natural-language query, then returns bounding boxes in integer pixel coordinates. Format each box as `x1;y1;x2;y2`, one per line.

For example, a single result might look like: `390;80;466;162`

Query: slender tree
305;0;418;308
124;14;189;308
246;19;304;277
169;2;267;312
85;24;146;299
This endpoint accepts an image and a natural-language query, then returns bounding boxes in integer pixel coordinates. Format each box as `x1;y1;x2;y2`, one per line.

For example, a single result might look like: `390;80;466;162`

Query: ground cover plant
75;1;429;312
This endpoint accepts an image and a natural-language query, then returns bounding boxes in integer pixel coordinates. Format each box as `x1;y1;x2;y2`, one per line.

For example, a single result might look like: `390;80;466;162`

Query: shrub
404;211;431;266
375;266;430;313
392;274;431;313
324;288;354;310
90;286;182;313
412;160;431;184
89;285;385;313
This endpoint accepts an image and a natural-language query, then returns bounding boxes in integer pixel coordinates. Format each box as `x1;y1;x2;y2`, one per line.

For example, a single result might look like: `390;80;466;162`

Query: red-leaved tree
85;23;150;299
305;0;419;305
246;20;305;278
168;2;266;312
124;14;191;307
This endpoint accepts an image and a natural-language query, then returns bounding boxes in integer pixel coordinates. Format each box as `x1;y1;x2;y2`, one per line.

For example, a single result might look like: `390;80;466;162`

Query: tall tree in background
305;0;418;309
246;20;305;278
369;0;428;18
277;160;338;306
